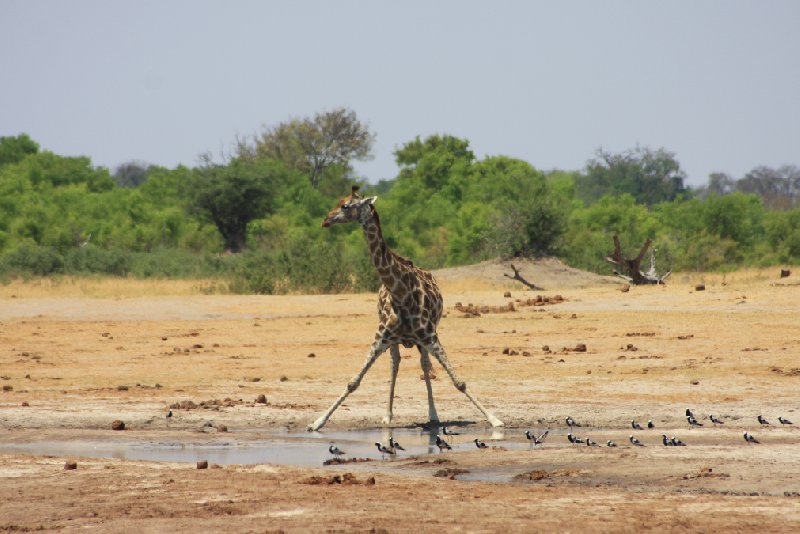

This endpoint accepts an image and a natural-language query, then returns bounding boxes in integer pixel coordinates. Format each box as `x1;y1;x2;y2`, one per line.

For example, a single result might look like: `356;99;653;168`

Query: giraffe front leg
425;338;504;428
418;346;440;424
382;345;401;425
308;337;391;431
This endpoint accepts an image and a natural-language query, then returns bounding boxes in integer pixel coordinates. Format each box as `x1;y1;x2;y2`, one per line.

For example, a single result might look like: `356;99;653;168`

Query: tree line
1;109;798;293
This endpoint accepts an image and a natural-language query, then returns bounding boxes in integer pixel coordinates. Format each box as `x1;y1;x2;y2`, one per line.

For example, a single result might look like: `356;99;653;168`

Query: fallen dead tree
605;235;671;285
504;263;545;290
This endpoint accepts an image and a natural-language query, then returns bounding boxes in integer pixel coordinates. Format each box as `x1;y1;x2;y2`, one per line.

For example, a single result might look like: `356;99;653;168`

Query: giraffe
308;186;503;431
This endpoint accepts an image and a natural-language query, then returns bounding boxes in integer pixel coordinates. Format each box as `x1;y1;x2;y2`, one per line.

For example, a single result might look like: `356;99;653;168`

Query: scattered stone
197;460;208;469
2;385;12;392
323;457;373;466
249;377;261;382
503;291;512;298
21;401;29;407
307;353;316;358
64;460;78;470
216;424;228;433
279;376;289;382
116;385;129;391
695;283;706;291
502;347;510;355
111;420;125;431
302;472;371;485
255;394;268;404
542;345;551;353
690;379;700;385
433;468;470;480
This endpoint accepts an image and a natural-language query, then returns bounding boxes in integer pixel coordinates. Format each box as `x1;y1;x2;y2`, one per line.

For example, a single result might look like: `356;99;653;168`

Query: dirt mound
432;257;618;290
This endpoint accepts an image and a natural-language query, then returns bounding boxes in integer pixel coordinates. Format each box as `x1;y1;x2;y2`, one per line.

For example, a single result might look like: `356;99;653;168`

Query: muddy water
0;427;523;468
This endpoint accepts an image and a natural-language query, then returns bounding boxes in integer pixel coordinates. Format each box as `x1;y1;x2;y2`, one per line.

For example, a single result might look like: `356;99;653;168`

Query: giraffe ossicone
308;186;503;431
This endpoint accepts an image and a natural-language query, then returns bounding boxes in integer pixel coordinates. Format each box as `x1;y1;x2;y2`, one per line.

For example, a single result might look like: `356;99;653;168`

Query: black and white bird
166;410;173;426
524;430;537;448
709;414;725;425
573;435;585;445
671;436;686;446
567;433;576;444
375;442;396;458
566;416;581;428
607;440;617;447
662;434;673;446
647;420;655;429
537;430;550;444
442;426;461;436
631;419;643;430
585;437;598;447
687;415;703;426
474;438;488;449
329;445;345;456
757;415;770;425
779;416;793;425
743;431;759;444
629;435;644;446
685;408;695;418
435;434;452;451
389;437;405;452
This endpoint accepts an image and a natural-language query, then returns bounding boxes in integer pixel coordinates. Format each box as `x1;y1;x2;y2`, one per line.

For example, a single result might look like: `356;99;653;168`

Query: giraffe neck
359;206;411;291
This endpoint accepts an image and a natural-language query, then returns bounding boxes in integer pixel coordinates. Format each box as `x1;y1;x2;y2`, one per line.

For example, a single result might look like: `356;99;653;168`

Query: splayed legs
308;336;391;431
425;338;504;428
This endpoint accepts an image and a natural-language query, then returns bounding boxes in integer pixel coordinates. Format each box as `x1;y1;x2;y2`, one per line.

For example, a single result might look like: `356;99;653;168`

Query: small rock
695;283;706;291
780;269;791;278
279;376;288;382
111;420;126;431
216;424;228;433
574;343;587;352
542;345;550;353
255;394;268;404
21;401;29;407
503;291;512;298
116;385;129;391
2;385;12;392
197;460;208;469
249;377;261;383
64;460;78;470
502;347;510;355
307;353;316;358
690;379;700;385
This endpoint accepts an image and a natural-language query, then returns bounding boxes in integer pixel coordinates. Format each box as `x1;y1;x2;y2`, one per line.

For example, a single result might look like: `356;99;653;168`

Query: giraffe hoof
489;417;505;428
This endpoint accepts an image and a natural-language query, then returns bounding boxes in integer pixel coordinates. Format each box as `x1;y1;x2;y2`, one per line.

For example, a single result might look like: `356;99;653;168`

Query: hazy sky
2;1;798;186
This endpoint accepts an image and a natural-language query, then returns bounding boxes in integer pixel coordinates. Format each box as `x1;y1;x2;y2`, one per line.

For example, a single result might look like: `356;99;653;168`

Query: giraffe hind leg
424;338;504;428
308;336;391;431
418;346;440;424
382;344;401;425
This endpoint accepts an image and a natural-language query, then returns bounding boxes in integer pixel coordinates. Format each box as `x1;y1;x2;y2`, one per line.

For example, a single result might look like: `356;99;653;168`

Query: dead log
504;263;545;290
605;235;670;285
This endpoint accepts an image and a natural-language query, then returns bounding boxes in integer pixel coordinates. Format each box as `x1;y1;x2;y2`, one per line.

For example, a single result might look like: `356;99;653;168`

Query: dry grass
0;276;229;298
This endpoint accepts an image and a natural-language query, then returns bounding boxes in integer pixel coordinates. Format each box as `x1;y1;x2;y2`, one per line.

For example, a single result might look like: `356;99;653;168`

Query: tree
188;158;288;253
576;146;687;206
113;161;152;188
245;107;374;189
0;133;39;167
736;165;800;210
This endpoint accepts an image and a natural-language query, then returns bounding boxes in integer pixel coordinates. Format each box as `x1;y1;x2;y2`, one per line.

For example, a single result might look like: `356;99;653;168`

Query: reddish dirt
1;263;800;532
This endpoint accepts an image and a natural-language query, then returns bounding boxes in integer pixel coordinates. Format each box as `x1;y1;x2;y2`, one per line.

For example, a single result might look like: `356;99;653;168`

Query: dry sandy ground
1;260;800;532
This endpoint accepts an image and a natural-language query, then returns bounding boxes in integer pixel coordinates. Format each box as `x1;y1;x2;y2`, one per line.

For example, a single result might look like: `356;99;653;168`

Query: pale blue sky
2;1;798;186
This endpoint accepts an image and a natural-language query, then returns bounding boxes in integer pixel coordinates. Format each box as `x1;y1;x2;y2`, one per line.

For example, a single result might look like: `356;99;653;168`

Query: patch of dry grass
0;276;229;298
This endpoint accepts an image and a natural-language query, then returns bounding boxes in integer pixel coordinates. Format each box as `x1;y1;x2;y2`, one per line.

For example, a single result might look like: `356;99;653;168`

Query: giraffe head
322;186;377;227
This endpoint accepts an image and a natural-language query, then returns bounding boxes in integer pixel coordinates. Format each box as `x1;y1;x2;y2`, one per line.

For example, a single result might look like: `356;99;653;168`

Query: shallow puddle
0;426;521;467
